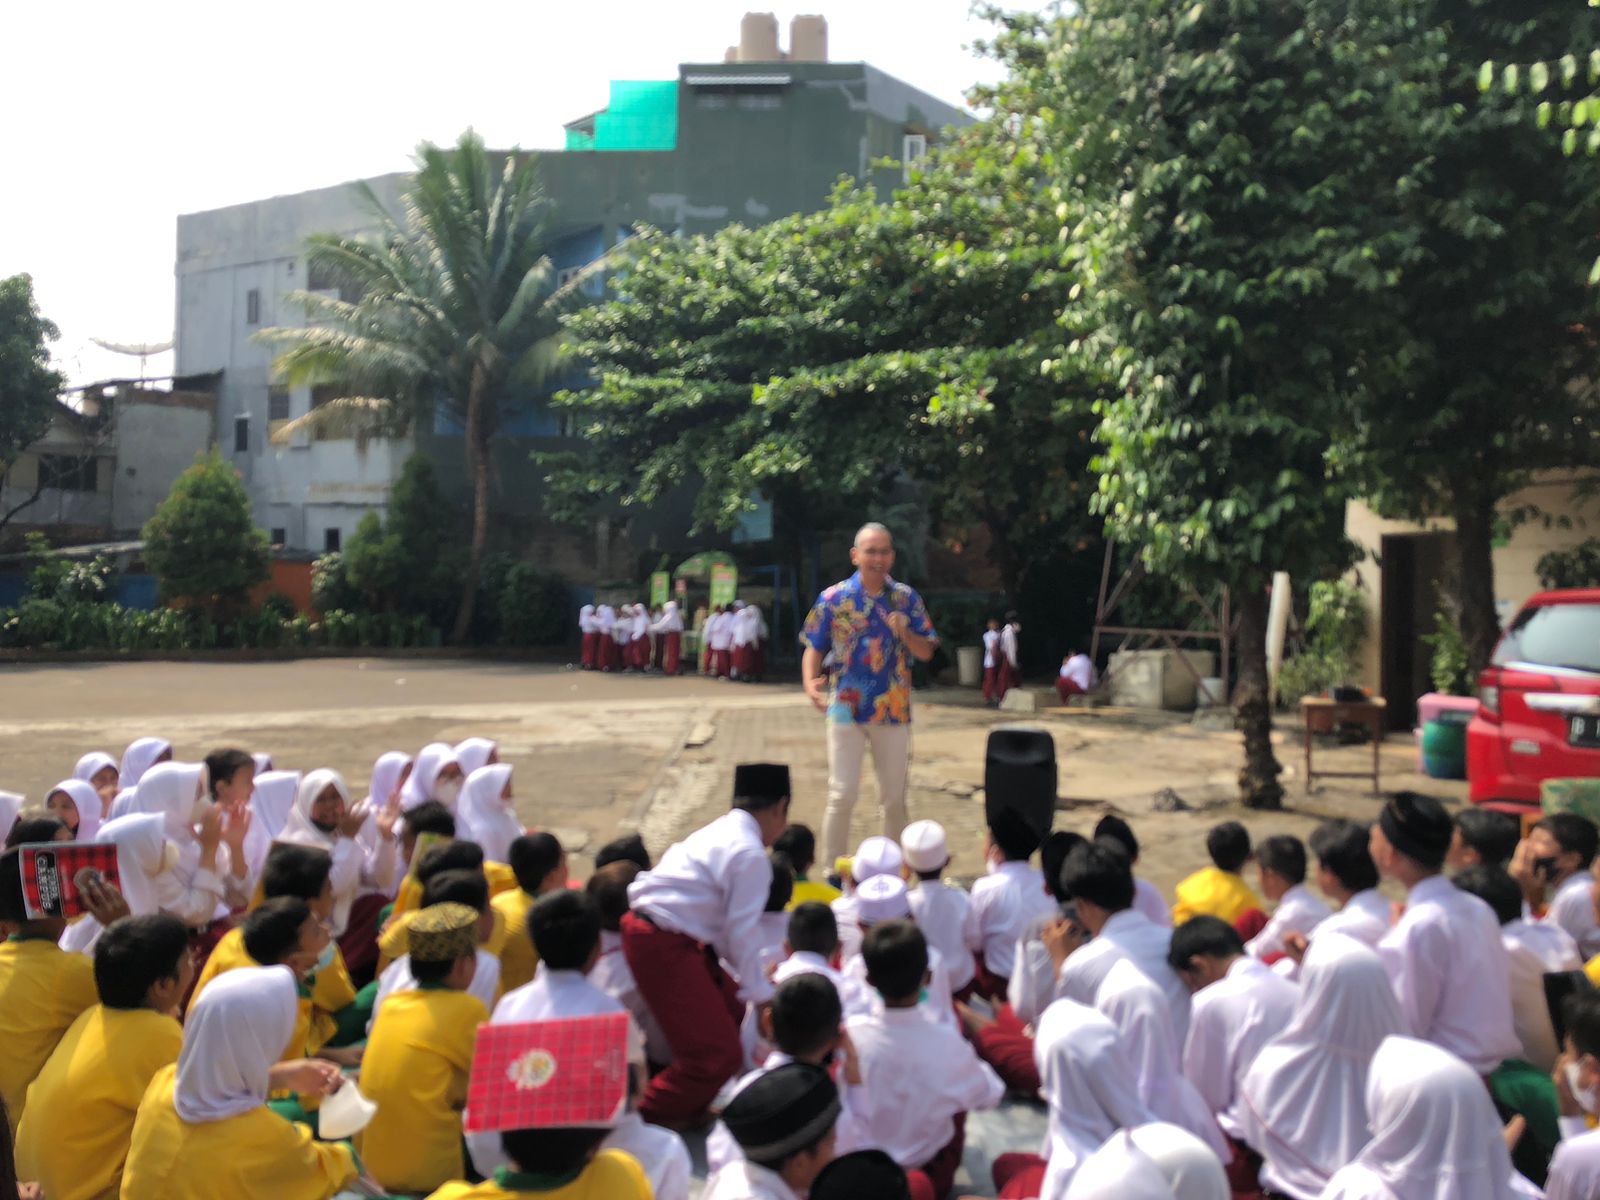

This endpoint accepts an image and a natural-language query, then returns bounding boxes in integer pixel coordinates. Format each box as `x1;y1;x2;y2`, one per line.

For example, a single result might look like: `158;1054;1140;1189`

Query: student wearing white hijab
120;965;356;1199
399;742;463;812
133;761;251;925
1127;1123;1231;1200
356;751;412;892
453;737;499;778
1063;1131;1177;1200
1319;1036;1541;1200
241;769;302;878
578;603;598;669
44;778;104;842
458;764;522;865
1239;933;1407;1200
0;789;21;843
72;750;119;798
276;768;399;937
652;600;685;674
251;752;274;774
61;812;173;953
110;737;173;818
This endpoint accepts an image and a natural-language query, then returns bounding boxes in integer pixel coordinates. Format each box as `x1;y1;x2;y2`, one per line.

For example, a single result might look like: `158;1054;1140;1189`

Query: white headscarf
277;769;355;849
109;737;173;819
1127;1124;1230;1200
242;770;302;877
251;752;274;775
1035;998;1159;1200
459;764;521;865
73;751;117;784
1064;1131;1176;1200
0;790;19;844
174;965;298;1123
47;778;104;842
1238;932;1406;1198
365;752;412;810
1095;959;1229;1160
454;738;499;778
133;761;209;845
60;812;173;954
1328;1036;1527;1200
400;742;458;812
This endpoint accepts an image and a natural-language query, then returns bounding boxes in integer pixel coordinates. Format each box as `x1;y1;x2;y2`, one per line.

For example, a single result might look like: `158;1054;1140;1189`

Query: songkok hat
463;1014;630;1134
811;1150;913;1200
1378;791;1453;869
856;874;910;925
850;835;902;883
408;902;479;963
900;820;948;873
721;1062;840;1166
733;763;791;806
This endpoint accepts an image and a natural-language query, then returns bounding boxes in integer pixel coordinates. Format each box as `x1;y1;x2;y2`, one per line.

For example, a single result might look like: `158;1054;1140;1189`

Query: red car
1469;588;1600;811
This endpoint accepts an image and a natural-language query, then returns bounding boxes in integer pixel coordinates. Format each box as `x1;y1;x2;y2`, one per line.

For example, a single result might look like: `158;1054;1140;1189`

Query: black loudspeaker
984;726;1058;842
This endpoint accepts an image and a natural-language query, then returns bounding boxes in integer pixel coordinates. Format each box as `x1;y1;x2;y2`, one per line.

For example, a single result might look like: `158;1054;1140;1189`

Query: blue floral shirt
803;572;937;725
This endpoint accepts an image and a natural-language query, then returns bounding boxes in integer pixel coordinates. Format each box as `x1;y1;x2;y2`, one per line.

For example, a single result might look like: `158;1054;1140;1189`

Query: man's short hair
416;840;485;885
1041;831;1088;904
500;1127;610;1177
766;854;796;913
1453;865;1523;926
585;861;640;932
854;522;892;547
1059;842;1135;914
262;843;334;901
421;869;490;914
1535;813;1600;870
862;920;928;1002
770;973;843;1059
203;748;254;795
405;802;457;841
508;833;563;896
1256;835;1308;886
773;825;817;875
1565;990;1600;1060
95;914;190;1009
1206;821;1252;873
1167;915;1245;972
787;902;839;958
1094;815;1139;862
528;890;602;970
593;833;650;872
1454;809;1519;868
242;898;312;966
1309;819;1380;893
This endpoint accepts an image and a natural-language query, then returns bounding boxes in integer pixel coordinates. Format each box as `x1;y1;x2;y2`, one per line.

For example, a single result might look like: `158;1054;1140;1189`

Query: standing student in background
998;612;1022;697
981;618;1003;706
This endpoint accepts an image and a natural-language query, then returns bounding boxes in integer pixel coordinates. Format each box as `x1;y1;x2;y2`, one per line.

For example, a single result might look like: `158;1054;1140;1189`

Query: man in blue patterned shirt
801;523;939;864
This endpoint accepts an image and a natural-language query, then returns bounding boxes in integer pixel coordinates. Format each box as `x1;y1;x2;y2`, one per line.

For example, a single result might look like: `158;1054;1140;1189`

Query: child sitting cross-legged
703;1063;843;1200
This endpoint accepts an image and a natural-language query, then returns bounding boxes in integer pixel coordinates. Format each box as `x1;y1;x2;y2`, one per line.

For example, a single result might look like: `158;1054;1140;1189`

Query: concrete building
174;16;970;570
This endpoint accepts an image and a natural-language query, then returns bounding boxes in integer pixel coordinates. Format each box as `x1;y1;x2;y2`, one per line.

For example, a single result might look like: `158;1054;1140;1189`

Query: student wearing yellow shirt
360;903;490;1194
0;819;104;1136
121;964;356;1200
380;839;511;971
495;833;568;994
15;914;191;1200
775;824;843;909
1171;820;1266;927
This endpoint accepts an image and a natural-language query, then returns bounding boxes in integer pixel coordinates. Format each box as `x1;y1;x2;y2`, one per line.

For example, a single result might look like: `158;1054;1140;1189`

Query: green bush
492;562;569;646
1422;607;1474;696
1276;578;1368;708
260;593;298;622
142;447;270;619
1538;539;1600;590
311;552;362;613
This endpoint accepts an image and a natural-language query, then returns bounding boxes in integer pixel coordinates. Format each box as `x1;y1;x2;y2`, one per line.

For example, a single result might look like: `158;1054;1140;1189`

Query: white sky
0;1;1008;387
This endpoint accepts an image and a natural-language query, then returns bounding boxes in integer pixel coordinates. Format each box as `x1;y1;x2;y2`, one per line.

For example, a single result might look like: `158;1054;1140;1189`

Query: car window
1494;602;1600;673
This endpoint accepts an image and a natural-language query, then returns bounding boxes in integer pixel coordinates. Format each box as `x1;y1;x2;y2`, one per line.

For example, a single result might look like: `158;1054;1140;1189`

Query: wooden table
1301;696;1388;794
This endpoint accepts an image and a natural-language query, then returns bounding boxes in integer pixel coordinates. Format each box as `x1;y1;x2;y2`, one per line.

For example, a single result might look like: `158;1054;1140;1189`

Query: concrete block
999;688;1038;713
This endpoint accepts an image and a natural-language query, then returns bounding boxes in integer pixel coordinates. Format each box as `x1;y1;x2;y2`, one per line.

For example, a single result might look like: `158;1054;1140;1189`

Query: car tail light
1479;684;1499;716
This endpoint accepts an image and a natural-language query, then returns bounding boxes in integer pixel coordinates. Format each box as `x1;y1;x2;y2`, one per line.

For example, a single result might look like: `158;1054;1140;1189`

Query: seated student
810;1150;916;1200
1008;830;1086;1026
832;836;902;964
1244;834;1331;961
775;824;841;908
1303;819;1390;949
969;811;1058;998
15;914;190;1200
586;862;672;1066
459;764;523;867
381;840;508;966
847;921;1003;1199
276;768;401;954
375;869;503;1019
1549;991;1600;1198
1168;916;1297;1154
497;833;566;995
1514;812;1600;958
594;832;651;872
708;973;869;1174
843;875;955;1028
43;778;104;842
360;903;489;1195
1321;1035;1542;1200
603;1064;693;1200
1171;821;1264;927
901;820;978;994
73;749;121;805
773;901;875;1020
1095;815;1171;928
121;965;355;1200
192;844;363;1066
704;1063;842;1200
0;833;102;1135
1448;807;1522;872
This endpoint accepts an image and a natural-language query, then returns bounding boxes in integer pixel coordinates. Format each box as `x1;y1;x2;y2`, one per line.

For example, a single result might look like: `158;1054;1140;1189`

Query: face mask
157;841;183;876
1567;1062;1600;1115
434;779;462;809
313;938;337;974
190;793;213;827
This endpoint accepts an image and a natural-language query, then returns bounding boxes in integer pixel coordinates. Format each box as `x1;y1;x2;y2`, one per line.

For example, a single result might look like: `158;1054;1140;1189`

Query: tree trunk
1234;583;1285;810
449;368;490;645
1450;487;1500;677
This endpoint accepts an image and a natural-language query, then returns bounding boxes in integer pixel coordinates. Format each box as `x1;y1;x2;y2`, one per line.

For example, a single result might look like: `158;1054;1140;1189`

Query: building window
234;415;250;454
268;386;290;422
246;289;260;325
38;455;97;492
270;527;287;547
902;133;929;182
324;528;341;553
557;266;583;288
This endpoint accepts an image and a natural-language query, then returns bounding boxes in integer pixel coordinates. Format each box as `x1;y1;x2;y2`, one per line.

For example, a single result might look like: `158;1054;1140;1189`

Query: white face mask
1566;1061;1600;1115
434;778;462;809
313;937;337;974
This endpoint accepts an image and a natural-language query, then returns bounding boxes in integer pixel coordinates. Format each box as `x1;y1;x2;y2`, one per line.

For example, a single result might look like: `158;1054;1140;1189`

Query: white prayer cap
856;874;911;925
851;835;903;883
900;820;948;873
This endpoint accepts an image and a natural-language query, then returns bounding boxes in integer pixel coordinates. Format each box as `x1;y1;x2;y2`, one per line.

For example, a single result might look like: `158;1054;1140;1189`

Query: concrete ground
0;658;1469;1196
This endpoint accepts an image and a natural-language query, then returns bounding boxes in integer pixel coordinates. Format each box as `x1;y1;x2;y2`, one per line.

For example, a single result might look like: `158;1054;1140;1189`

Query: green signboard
710;563;739;607
650;571;670;609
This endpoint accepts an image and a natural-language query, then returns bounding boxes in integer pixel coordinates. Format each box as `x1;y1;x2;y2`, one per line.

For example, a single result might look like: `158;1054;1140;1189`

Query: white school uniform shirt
1000;623;1020;668
908;878;979;992
1009;908;1061;1026
595;604;616;634
370;948;500;1030
628;808;777;1005
603;1112;691;1200
702;1161;801;1200
773;950;877;1019
847;1005;1004;1169
709;612;735;651
277;768;397;937
1133;877;1173;928
970;860;1058;980
651;602;684;634
591;929;673;1066
982;628;1001;669
1183;954;1299;1140
1502;916;1583;1071
1057;908;1192;1044
1375;874;1521;1075
1312;888;1392;949
632;608;649;639
1548;1125;1600;1200
1546;870;1600;959
832;893;864;964
1246;883;1332;961
842;944;957;1031
1061;653;1096;691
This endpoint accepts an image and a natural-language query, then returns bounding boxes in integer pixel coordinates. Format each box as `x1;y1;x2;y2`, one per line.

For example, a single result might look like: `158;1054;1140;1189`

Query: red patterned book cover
464;1014;630;1133
15;842;120;919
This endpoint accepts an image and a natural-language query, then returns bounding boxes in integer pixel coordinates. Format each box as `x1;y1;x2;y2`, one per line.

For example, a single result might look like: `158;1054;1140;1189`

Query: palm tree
258;129;591;643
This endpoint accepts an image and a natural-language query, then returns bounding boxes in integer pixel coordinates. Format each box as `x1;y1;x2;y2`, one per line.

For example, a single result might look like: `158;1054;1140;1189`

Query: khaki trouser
822;721;912;866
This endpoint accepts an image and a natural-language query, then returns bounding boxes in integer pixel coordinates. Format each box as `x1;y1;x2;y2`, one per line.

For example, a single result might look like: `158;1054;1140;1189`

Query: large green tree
258;130;582;642
0;274;67;536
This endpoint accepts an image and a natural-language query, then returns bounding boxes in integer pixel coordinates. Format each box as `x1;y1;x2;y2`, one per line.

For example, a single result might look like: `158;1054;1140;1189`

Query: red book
464;1014;630;1134
13;842;120;919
